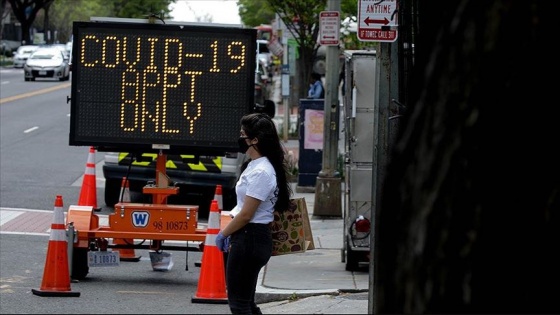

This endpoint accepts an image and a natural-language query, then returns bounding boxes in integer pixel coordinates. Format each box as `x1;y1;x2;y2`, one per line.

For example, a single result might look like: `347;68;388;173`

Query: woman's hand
215;231;230;252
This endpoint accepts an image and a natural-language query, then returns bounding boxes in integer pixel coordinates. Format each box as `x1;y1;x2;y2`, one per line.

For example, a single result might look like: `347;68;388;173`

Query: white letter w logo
132;211;150;227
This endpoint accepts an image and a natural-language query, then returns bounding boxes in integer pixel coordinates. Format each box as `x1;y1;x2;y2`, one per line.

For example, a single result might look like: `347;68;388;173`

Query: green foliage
238;0;361;99
8;0;175;44
111;0;174;19
238;0;275;27
45;0;114;43
8;0;54;43
288;292;299;301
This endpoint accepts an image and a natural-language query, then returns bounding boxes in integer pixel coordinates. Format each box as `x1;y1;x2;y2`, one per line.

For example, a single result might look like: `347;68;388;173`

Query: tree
110;0;174;19
375;0;559;313
8;0;54;44
239;0;363;100
263;0;325;100
1;0;8;41
238;0;275;27
46;0;114;44
8;0;174;45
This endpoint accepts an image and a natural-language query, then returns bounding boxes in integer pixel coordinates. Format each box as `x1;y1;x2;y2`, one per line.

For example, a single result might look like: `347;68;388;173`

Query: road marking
0;83;71;104
24;126;39;133
0;208;107;236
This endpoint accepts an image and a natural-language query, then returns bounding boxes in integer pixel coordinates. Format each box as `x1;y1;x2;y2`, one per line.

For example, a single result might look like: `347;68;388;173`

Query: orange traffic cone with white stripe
192;200;228;304
113;177;141;262
119;177;131;203
78;147;98;210
195;185;224;268
214;184;223;213
32;195;80;297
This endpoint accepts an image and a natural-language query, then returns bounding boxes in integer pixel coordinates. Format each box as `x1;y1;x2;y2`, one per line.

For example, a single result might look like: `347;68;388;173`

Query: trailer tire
345;239;360;271
71;248;89;280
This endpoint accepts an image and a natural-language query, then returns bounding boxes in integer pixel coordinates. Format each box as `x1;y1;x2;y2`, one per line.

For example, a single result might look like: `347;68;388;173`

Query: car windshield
31;53;58;59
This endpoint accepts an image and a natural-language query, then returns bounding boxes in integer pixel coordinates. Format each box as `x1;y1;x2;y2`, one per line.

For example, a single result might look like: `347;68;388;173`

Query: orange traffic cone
214;184;223;213
78;147;98;210
192;200;228;304
119;177;131;203
113;177;141;262
196;185;224;268
32;195;80;297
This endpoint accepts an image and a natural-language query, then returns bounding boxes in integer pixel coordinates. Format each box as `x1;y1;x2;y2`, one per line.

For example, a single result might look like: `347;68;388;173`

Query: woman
216;112;293;314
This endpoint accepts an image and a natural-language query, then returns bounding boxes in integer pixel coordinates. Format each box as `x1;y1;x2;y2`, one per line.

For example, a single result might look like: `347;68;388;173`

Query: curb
255;259;340;304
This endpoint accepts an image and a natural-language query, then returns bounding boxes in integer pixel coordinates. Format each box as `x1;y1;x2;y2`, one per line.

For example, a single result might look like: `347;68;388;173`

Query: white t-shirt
229;156;278;224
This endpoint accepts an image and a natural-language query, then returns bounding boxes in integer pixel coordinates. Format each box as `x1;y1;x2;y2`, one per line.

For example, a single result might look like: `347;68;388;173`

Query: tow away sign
358;0;398;42
319;11;340;46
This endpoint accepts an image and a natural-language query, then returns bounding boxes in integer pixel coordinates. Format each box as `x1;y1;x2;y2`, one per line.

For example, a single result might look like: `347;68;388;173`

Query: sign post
357;0;398;42
319;11;340;46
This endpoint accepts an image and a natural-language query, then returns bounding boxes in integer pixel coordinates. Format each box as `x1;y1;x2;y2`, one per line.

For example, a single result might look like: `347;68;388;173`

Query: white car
13;45;39;68
257;39;273;73
23;47;70;81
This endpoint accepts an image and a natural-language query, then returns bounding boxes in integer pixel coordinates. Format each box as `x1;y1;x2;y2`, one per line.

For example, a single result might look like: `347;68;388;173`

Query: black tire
104;178;121;207
71;247;89;280
345;239;360;272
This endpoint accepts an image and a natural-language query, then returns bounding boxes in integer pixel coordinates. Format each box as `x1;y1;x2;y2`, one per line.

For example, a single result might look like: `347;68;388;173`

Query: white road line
24;126;39;133
0;210;23;225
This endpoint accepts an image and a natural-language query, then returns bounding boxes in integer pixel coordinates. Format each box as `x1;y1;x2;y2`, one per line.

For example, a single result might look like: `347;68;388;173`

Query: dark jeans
226;223;272;314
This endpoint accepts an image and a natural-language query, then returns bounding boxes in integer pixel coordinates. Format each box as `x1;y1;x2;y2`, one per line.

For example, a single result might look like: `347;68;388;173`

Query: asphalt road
0;67;230;314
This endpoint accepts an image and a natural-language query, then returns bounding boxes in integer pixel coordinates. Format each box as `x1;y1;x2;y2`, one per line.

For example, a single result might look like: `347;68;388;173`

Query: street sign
357;0;398;42
319;11;340;46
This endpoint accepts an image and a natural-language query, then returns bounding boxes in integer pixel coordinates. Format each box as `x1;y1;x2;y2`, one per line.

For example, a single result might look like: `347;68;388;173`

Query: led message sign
69;21;256;154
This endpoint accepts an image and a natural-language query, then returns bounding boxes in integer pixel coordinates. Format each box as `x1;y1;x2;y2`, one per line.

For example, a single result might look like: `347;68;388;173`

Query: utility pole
313;0;341;217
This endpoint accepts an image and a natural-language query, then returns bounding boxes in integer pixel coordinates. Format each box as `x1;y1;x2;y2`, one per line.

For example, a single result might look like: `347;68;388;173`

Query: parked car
257;39;273;74
24;47;70;81
44;43;71;59
13;45;38;68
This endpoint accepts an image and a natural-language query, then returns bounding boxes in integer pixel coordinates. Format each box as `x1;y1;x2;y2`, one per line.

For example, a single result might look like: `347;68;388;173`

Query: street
0;68;230;314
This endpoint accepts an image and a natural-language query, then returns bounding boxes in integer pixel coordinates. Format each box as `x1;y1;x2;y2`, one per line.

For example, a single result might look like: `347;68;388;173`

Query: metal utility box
341;50;377;271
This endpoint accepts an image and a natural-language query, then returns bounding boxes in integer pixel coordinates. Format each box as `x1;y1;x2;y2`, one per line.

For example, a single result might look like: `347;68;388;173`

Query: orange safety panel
110;203;198;235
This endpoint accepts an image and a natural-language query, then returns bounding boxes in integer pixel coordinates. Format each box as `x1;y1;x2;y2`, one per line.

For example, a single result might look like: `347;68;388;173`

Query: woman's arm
221;196;261;237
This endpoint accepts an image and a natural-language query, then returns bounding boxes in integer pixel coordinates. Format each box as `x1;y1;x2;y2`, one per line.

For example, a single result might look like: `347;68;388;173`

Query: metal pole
67;222;75;277
281;24;289;142
370;41;399;315
313;0;341;217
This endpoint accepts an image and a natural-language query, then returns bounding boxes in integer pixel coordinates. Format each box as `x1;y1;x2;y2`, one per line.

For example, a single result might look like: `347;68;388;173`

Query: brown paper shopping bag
270;198;314;256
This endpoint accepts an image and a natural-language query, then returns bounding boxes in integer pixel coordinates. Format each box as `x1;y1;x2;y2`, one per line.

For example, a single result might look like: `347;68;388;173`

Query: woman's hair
240;113;293;212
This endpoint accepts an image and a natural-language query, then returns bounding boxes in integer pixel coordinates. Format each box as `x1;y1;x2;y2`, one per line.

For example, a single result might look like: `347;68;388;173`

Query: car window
30;50;60;59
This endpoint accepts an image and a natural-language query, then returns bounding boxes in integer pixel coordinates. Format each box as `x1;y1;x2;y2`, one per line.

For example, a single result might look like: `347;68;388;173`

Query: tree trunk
375;0;559;313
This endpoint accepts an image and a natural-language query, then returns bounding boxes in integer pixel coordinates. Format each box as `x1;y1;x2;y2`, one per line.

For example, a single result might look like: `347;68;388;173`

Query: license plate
88;251;120;267
39;70;47;75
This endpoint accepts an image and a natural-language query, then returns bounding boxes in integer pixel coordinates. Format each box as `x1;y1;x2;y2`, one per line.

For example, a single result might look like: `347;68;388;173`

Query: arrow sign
358;0;398;42
364;17;390;26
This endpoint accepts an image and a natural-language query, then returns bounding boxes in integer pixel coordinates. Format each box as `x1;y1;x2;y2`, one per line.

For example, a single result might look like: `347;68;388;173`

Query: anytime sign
357;0;398;42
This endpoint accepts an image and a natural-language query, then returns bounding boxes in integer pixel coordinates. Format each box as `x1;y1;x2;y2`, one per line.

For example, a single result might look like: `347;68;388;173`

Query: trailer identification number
152;220;190;231
88;251;120;267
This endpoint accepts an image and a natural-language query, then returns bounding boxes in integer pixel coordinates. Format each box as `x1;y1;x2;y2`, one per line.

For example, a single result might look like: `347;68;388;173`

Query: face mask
238;137;252;153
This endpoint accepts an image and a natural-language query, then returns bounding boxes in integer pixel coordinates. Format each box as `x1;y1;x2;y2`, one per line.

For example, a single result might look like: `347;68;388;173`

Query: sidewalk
254;140;370;314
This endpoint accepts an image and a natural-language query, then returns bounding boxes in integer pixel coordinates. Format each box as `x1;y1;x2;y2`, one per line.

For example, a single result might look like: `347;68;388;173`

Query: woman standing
216;113;293;314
